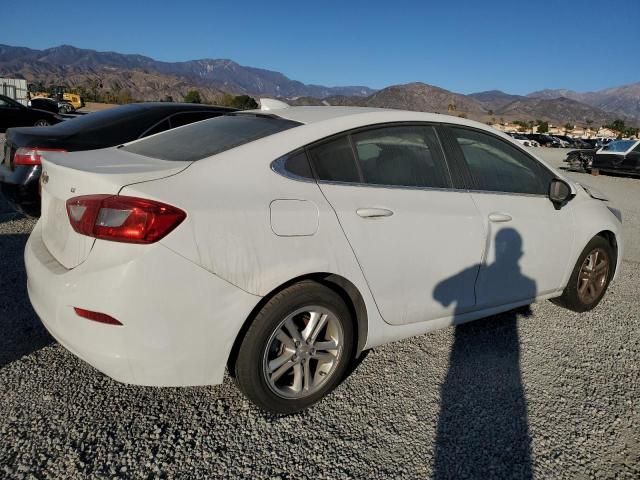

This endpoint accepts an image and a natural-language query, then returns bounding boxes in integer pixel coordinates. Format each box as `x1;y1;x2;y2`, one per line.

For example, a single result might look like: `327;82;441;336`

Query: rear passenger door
309;124;485;326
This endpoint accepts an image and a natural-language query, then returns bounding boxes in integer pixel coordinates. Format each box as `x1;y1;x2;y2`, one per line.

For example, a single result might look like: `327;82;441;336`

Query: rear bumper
25;221;261;386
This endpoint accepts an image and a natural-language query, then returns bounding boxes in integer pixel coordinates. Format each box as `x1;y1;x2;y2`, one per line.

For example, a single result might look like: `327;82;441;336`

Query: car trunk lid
40;147;188;269
2;127;71;171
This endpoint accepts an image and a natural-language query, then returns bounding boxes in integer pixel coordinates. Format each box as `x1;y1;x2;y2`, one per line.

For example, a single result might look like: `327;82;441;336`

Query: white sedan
26;102;623;413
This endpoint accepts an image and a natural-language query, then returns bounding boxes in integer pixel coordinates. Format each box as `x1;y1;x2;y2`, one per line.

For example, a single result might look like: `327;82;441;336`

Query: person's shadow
432;228;534;479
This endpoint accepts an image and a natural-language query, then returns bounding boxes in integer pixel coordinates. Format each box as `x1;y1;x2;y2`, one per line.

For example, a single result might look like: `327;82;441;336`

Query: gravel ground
0;148;638;479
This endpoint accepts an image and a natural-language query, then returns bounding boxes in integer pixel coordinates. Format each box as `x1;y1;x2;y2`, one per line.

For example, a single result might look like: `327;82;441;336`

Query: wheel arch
226;272;369;377
595;229;619;275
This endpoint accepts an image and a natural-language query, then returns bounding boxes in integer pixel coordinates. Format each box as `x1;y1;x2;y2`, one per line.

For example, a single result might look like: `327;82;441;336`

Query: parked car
509;133;539;147
0;102;236;215
25;104;623;414
0;94;62;132
571;138;593;149
550;136;571;148
591;139;640;175
528;134;561;147
28;97;76;114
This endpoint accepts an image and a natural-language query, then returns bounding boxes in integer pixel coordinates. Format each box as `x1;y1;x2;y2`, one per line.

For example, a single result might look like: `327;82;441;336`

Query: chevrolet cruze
25;101;623;413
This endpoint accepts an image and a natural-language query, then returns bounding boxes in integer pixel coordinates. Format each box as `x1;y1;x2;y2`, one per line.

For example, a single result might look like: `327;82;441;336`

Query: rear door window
121;114;300;161
351;125;449;188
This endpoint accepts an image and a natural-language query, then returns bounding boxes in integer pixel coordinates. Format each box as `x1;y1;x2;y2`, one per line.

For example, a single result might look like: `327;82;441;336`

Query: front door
444;126;574;308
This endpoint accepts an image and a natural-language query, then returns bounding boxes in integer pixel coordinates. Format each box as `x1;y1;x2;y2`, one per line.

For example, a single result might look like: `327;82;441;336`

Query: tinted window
452;127;551;195
40;104;150;135
276;150;313;179
122;114;299;162
308;136;360;183
141;119;171;138
352;125;449;188
169;111;222;128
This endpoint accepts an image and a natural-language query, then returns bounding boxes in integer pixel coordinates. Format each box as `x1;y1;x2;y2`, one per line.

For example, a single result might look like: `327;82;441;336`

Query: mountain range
0;44;638;126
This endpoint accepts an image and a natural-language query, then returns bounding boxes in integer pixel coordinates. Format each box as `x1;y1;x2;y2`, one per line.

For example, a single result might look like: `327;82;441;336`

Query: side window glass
169;111;220;129
140;119;171;138
351;125;449;188
451;127;552;194
274;150;314;180
308;136;360;183
633;142;640;153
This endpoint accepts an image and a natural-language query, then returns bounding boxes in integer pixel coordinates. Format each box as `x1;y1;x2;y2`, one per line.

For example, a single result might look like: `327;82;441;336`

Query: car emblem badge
41;172;49;184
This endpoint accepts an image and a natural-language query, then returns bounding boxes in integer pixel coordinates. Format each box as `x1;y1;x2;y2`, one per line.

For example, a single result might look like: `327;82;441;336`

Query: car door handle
356;208;394;218
488;212;512;223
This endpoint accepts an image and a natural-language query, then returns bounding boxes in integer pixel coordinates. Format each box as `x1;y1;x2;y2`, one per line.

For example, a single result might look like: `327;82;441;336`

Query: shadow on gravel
432;228;534;479
0;233;53;368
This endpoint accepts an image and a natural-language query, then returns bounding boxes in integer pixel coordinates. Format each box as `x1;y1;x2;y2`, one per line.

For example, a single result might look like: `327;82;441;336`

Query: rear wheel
234;280;354;414
552;236;614;312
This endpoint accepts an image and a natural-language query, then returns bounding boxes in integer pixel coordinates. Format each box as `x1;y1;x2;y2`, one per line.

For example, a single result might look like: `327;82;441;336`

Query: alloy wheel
263;306;344;399
577;247;610;304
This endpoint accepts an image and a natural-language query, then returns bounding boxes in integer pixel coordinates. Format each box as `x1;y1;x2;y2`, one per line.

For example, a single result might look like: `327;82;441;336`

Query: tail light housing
66;195;186;244
14;147;67;166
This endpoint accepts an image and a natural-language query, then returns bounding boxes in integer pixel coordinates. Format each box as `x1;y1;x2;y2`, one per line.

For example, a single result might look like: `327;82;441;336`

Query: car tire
34;119;50;127
234;280;355;414
552;236;614;312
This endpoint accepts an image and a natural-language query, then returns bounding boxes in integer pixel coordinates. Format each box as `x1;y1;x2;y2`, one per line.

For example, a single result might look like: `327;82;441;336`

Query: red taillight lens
74;307;123;326
14;147;66;166
66;195;186;244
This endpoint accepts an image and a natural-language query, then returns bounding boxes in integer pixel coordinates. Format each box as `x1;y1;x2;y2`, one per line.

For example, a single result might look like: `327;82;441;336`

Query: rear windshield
121;114;300;161
45;104;150;134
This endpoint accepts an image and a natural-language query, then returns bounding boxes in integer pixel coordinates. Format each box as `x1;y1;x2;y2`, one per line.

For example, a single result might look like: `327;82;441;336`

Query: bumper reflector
74;307;123;326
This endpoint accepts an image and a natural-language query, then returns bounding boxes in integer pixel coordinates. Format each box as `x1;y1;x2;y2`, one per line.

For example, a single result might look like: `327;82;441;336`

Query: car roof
245;105;500;133
106;102;236;112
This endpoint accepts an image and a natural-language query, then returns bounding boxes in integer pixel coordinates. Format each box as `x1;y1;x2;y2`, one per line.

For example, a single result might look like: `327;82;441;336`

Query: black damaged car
0;102;235;216
592;139;640;175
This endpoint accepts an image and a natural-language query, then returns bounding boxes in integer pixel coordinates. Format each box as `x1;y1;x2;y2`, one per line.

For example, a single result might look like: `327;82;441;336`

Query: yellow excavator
27;85;85;111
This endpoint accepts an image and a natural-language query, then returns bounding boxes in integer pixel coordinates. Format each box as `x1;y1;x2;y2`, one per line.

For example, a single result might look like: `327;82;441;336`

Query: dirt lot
0;148;638;479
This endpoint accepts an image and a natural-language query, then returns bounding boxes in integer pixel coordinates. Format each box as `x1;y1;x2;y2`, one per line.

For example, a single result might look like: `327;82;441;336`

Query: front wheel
234;280;354;414
552;236;614;312
34;119;50;127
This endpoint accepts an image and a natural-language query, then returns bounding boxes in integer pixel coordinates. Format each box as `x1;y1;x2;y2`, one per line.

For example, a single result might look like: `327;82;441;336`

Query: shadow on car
0;233;53;368
432;228;533;479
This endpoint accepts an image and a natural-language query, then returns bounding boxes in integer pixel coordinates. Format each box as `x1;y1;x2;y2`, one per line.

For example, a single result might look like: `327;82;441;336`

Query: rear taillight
66;195;186;244
14;147;67;166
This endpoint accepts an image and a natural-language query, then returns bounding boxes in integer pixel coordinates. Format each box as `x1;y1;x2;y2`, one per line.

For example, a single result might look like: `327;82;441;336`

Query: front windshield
602;140;636;152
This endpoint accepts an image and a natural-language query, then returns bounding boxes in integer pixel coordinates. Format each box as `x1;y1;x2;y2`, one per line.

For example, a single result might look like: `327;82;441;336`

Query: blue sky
2;0;638;94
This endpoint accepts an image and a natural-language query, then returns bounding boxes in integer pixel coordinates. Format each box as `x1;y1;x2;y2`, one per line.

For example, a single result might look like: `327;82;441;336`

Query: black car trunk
2;127;73;171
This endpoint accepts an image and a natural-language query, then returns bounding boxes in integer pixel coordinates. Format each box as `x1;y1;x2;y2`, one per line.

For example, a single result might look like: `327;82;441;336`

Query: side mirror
549;178;573;210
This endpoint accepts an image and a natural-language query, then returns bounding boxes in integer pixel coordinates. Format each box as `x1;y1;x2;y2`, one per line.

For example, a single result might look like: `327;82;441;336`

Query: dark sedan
28;97;76;114
592;139;640;175
0;94;62;132
0;102;235;215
